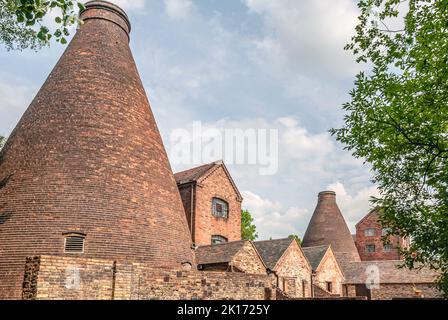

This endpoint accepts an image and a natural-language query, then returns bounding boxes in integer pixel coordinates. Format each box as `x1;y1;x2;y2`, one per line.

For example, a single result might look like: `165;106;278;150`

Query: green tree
0;135;5;150
331;0;448;296
288;234;301;246
241;209;258;241
0;0;84;50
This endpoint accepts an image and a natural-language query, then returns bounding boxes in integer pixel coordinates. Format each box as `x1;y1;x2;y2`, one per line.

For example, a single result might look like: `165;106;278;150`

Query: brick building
254;238;313;298
302;245;344;296
0;0;442;301
301;190;441;300
343;260;440;299
0;0;194;299
195;240;266;274
175;161;243;246
355;208;410;261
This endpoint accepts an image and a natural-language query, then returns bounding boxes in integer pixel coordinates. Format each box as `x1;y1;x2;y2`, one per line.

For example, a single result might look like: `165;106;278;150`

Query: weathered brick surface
355;209;409;261
230;242;266;274
302;192;360;265
370;283;441;300
23;255;275;300
273;241;312;298
178;165;242;245
0;1;194;299
313;249;344;296
344;283;441;300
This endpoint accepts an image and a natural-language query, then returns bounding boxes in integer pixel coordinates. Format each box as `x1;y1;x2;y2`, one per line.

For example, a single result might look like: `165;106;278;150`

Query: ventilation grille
64;236;84;253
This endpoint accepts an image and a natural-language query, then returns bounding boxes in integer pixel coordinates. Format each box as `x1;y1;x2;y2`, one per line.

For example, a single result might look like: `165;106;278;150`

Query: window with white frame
364;228;376;236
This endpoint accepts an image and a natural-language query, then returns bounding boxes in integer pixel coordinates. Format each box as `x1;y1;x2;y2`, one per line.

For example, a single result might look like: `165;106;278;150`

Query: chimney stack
302;191;360;270
0;0;194;299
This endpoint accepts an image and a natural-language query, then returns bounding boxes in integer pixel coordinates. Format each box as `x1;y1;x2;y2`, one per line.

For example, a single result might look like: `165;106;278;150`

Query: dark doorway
355;284;371;300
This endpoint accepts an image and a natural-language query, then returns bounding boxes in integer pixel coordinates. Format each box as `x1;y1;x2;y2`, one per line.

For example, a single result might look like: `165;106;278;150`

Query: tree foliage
0;135;5;150
241;209;258;241
0;0;84;50
331;0;448;296
288;234;301;246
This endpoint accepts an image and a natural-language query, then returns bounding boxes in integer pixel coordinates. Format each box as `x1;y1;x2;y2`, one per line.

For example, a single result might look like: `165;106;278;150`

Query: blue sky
0;0;378;240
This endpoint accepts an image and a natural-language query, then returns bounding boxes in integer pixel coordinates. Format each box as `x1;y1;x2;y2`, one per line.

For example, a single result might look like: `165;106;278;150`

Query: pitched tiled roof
343;260;439;284
195;240;247;265
302;245;329;270
174;162;217;185
174;161;243;201
253;238;293;270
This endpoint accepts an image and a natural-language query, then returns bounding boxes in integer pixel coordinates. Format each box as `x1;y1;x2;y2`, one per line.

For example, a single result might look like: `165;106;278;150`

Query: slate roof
253;238;294;270
302;245;330;270
174;161;243;201
174;162;217;185
195;240;247;265
343;260;439;284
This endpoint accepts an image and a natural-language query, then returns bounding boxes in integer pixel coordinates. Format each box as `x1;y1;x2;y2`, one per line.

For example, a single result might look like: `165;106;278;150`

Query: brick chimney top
80;1;131;37
318;191;336;200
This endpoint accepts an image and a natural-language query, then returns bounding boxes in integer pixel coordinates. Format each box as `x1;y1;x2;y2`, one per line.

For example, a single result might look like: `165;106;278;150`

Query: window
382;228;391;236
383;244;393;252
63;233;85;253
364;228;376;236
326;282;333;293
211;235;227;245
212;198;229;218
302;280;307;297
365;244;375;253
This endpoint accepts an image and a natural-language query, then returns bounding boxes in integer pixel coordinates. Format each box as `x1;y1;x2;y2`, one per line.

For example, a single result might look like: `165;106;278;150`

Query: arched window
211;235;228;245
212;198;228;218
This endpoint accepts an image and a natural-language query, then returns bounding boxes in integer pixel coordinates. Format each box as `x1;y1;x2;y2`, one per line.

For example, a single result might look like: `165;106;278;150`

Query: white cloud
242;190;308;240
164;0;195;20
244;0;359;79
166;115;377;239
0;79;35;136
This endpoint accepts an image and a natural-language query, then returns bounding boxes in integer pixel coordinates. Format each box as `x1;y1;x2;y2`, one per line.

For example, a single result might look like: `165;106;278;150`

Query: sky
0;0;379;240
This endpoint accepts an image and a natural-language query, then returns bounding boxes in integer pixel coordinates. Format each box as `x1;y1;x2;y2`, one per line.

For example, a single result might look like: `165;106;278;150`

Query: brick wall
370;283;442;300
178;184;194;235
344;283;441;300
193;166;242;245
230;242;266;274
274;242;312;298
355;210;408;261
23;255;275;300
313;249;344;295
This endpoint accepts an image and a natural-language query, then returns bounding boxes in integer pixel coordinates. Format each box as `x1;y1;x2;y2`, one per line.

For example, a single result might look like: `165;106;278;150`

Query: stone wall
314;249;344;295
230;242;266;274
194;166;242;245
370;283;441;300
274;242;312;298
23;255;275;300
344;283;441;300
